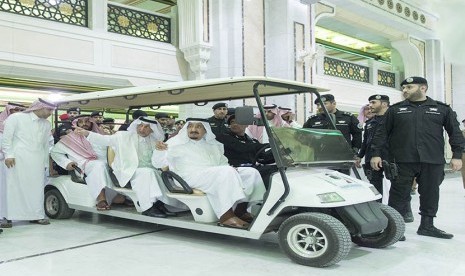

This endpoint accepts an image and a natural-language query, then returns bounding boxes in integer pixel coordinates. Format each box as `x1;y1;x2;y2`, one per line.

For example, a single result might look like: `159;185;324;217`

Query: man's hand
73;126;90;137
5;158;15;168
450;158;462;171
370;157;383;171
155;141;168;151
354;157;362;168
66;162;78;171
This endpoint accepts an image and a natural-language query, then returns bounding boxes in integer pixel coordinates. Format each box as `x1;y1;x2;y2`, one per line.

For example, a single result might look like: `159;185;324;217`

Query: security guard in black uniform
356;94;390;201
303;94;362;174
216;115;276;189
208;102;229;136
370;76;465;239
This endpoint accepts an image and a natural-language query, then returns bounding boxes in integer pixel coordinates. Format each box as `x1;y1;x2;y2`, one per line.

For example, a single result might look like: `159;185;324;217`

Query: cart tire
44;189;75;219
278;212;352;267
352;204;405;248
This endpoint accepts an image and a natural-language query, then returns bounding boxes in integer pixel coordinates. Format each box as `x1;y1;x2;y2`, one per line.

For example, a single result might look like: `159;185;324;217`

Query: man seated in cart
153;118;266;229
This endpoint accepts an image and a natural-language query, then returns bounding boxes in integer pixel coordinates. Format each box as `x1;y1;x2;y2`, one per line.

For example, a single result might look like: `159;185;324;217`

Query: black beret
314;94;335;104
175;120;186;125
368;94;390;102
155;112;169;119
227;114;236;125
90;111;103;117
227;107;235;115
67;107;81;113
401;76;428;86
132;110;147;120
212;102;228;110
102;117;115;123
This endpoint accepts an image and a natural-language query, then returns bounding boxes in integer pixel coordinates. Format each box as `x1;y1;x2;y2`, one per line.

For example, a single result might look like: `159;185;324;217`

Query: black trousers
388;163;444;217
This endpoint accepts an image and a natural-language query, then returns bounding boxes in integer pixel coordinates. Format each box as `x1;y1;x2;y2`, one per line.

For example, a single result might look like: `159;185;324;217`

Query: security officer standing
208;102;229;136
356;94;390;201
303;94;362;174
370;76;465;239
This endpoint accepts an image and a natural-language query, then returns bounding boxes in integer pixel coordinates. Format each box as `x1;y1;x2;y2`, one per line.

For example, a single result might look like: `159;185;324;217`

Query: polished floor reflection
1;173;464;276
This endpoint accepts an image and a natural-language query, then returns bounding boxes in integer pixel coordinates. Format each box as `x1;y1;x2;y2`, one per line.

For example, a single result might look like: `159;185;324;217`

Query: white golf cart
45;77;404;267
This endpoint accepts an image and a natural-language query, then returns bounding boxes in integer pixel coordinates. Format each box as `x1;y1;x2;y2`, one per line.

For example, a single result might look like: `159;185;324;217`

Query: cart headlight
369;186;380;195
317;192;345;203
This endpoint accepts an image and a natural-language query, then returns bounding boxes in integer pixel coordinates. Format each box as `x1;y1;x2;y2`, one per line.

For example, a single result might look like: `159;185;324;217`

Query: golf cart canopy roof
54;76;329;109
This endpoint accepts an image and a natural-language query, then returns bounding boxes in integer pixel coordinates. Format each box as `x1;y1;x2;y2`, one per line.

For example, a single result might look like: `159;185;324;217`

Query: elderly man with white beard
153;118;266;229
51;115;119;211
74;117;177;218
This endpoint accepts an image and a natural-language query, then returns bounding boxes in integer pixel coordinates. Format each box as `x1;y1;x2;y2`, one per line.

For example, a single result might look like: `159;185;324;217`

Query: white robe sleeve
0;132;4;160
1;115;17;159
152;149;169;168
50;142;73;170
87;131;118;147
43;124;52;169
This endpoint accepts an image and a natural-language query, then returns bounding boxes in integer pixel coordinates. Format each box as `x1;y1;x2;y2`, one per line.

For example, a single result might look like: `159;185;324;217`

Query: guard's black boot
154;201;177;217
142;204;167;218
403;204;414;223
417;216;453;239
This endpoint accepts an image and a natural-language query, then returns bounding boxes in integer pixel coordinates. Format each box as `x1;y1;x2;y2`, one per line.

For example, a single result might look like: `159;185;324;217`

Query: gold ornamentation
349;67;354;76
59;3;73;15
117;15;130;27
147;22;158;33
324;62;330;71
336;65;342;73
19;0;35;7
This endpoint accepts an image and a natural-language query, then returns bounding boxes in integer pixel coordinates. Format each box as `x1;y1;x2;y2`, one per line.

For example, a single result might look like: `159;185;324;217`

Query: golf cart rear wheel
44;189;75;219
278;212;351;267
351;204;405;248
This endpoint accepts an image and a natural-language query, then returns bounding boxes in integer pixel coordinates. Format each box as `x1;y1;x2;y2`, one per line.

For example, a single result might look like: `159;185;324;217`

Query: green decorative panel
377;70;396;88
0;0;88;27
323;57;370;83
107;4;171;43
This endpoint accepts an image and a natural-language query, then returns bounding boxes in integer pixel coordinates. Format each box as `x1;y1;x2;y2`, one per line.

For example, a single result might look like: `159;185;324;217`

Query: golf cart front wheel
278;212;351;267
44;189;75;219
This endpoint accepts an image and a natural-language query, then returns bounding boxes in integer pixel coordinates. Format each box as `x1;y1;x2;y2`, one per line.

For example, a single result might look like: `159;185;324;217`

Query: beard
403;89;423;101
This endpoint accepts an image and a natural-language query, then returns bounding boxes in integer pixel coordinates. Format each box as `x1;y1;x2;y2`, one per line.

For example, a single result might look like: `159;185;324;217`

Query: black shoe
142;206;167;218
156;204;177;217
417;226;453;239
403;212;414;223
398;236;406;241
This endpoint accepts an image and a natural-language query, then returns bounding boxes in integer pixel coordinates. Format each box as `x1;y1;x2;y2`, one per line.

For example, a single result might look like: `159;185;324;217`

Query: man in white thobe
247;104;290;143
1;99;56;227
0;103;27;228
51;115;118;210
153;118;266;229
74;117;176;218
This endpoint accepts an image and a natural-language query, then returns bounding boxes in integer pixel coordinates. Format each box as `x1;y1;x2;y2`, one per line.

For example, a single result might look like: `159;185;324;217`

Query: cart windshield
270;127;355;166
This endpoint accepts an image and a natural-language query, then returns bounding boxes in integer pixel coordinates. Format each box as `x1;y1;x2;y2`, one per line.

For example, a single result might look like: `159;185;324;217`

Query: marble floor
0;173;464;276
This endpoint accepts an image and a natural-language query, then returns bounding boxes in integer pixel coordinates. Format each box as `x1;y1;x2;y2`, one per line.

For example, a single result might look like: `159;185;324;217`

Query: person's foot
403;212;414;223
155;203;177;217
218;216;249;229
142;205;167;218
0;220;12;228
29;219;50;225
417;225;453;239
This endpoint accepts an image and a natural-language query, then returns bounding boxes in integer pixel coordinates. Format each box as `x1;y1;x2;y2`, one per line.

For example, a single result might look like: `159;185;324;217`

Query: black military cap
368;94;390;102
401;76;428;86
102;117;115;123
131;110;147;120
212;102;228;110
67;107;81;113
227;107;235;116
314;94;335;104
227;114;236;125
90;111;103;117
155;112;169;119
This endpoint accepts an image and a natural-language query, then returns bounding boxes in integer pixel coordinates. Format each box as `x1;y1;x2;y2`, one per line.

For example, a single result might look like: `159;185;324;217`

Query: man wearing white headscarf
246;104;290;143
1;99;55;227
153;118;266;229
74;117;176;218
51;115;118;211
0;102;27;227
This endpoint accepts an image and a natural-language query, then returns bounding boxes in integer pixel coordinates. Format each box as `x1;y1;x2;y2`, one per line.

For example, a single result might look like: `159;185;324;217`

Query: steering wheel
253;144;273;165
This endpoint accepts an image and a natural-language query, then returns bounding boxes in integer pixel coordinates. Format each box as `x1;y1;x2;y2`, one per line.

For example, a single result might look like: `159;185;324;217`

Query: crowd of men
0;76;464;236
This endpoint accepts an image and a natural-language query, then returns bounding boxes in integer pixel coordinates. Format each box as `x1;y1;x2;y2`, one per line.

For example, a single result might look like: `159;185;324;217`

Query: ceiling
108;0;176;14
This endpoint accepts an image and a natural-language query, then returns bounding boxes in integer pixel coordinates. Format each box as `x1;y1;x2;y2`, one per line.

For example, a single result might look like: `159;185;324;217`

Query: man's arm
350;115;363;150
443;107;465;171
50;142;76;170
370;109;392;170
1;115;17;168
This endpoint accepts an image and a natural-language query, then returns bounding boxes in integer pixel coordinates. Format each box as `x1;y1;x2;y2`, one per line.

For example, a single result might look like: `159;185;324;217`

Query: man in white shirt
1;99;56;227
153;118;266;229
